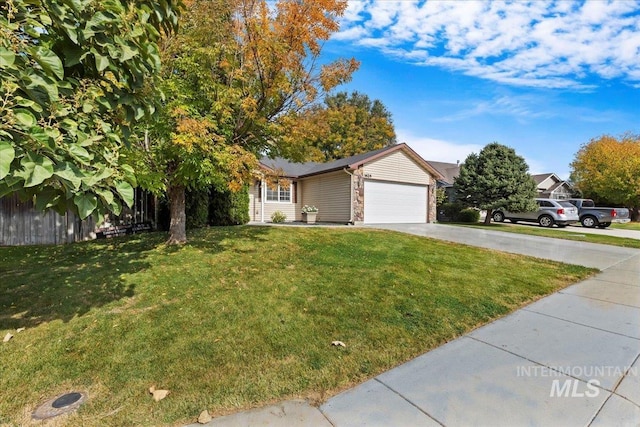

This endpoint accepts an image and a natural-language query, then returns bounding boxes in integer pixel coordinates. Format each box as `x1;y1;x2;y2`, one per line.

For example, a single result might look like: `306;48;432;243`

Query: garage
363;180;427;224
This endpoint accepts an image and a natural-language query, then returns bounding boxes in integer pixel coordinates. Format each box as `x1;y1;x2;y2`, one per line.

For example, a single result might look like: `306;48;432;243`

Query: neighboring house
426;160;461;201
532;173;573;200
250;143;443;224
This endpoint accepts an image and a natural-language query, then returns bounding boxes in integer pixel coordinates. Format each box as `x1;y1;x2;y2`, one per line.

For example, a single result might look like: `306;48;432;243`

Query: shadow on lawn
0;226;271;330
0;233;164;330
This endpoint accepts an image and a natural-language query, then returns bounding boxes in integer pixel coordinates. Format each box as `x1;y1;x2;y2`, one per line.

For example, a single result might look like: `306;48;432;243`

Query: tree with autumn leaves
288;91;396;162
136;0;358;244
570;134;640;221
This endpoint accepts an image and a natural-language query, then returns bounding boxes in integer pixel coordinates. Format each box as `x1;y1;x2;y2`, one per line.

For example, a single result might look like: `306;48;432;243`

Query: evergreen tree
454;143;537;225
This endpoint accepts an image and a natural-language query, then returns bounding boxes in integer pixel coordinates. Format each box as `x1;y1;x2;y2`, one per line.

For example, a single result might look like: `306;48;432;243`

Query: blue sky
322;0;640;179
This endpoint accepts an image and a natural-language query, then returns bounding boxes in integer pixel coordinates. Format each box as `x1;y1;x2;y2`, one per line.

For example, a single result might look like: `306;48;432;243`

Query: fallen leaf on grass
198;410;212;424
3;333;13;342
149;386;170;401
331;340;346;348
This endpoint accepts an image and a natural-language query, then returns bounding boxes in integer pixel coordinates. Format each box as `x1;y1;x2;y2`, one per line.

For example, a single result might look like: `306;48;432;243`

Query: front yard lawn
0;226;594;426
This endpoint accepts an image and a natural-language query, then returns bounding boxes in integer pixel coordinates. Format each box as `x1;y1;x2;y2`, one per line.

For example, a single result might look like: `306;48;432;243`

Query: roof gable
260;144;443;180
532;173;560;186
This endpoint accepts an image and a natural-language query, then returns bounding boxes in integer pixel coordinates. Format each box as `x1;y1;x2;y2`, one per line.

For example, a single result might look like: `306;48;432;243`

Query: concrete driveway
195;223;640;427
372;223;639;269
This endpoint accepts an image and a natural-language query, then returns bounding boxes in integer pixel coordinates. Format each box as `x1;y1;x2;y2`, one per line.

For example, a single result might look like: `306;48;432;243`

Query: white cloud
397;130;482;163
397;130;569;178
433;92;624;124
525;157;552;177
336;0;640;88
434;92;564;123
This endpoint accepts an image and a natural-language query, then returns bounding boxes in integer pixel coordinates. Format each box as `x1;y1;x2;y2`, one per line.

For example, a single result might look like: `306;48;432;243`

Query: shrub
458;208;480;223
186;188;210;230
271;211;287;223
209;185;250;225
439;202;465;222
158;185;250;230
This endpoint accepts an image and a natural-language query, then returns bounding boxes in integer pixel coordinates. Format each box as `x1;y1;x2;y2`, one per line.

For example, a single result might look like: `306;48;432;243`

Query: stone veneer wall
428;176;437;223
352;167;364;223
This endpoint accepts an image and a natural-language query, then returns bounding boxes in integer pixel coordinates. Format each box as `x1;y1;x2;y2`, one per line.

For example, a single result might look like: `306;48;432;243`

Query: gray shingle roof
260;144;440;179
258;157;321;177
426;161;460;186
532;173;555;185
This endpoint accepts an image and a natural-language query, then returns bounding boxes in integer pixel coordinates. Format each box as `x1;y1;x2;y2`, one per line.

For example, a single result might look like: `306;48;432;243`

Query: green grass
0;227;595;426
454;222;640;249
611;221;640;231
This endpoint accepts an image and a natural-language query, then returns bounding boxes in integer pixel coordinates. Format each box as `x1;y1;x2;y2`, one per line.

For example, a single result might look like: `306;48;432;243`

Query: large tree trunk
484;208;493;225
167;183;187;244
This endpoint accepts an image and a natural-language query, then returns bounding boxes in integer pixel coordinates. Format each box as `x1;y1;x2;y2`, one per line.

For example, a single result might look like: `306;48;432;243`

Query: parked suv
492;198;579;228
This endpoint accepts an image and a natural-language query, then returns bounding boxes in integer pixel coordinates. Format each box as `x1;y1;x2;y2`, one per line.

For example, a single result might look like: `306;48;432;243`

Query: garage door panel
364;181;427;224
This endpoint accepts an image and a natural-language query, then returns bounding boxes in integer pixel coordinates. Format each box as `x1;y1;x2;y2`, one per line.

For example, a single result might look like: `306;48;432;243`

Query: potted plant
301;205;318;224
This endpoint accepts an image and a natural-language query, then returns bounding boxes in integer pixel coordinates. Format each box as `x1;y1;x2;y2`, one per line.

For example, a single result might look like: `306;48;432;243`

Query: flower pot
303;212;317;224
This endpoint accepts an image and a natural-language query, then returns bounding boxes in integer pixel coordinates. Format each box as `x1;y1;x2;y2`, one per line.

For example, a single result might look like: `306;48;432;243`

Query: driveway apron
319;224;640;427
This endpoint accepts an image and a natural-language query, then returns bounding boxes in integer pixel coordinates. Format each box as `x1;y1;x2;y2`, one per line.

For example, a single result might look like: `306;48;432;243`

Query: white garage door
364;180;427;223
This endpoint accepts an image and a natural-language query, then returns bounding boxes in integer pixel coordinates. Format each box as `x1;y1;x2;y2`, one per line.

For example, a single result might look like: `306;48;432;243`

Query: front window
266;184;291;202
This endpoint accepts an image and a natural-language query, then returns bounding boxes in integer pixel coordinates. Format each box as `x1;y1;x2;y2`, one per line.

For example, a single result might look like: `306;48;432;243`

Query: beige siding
363;151;431;185
301;171;351;223
263;201;299;222
250;181;302;222
248;182;260;221
538;176;557;190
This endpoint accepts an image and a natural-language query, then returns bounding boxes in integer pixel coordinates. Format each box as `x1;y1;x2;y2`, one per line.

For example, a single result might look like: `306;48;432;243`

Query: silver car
492;198;579;228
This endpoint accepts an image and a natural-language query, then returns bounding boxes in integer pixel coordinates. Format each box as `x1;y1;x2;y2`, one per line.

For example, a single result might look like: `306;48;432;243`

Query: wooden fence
0;194;96;246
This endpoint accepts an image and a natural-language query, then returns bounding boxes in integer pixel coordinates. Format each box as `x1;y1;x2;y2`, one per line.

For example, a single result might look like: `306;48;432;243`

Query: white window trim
265;183;293;203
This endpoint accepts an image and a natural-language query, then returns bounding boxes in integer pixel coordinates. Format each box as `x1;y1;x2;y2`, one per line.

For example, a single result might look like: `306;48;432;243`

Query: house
425;160;461;201
250;143;443;224
532;173;573;200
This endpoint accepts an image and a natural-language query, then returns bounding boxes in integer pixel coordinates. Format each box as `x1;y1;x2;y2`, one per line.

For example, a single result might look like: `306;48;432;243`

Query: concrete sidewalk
193;224;640;427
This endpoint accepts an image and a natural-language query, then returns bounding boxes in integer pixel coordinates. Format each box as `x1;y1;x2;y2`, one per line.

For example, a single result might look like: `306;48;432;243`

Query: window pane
266;188;279;201
279;185;291;202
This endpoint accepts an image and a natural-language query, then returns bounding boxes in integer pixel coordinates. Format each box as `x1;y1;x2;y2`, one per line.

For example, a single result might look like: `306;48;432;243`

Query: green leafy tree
0;0;180;220
570;133;640;221
291;91;396;162
454;142;537;225
435;187;448;208
138;0;358;244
